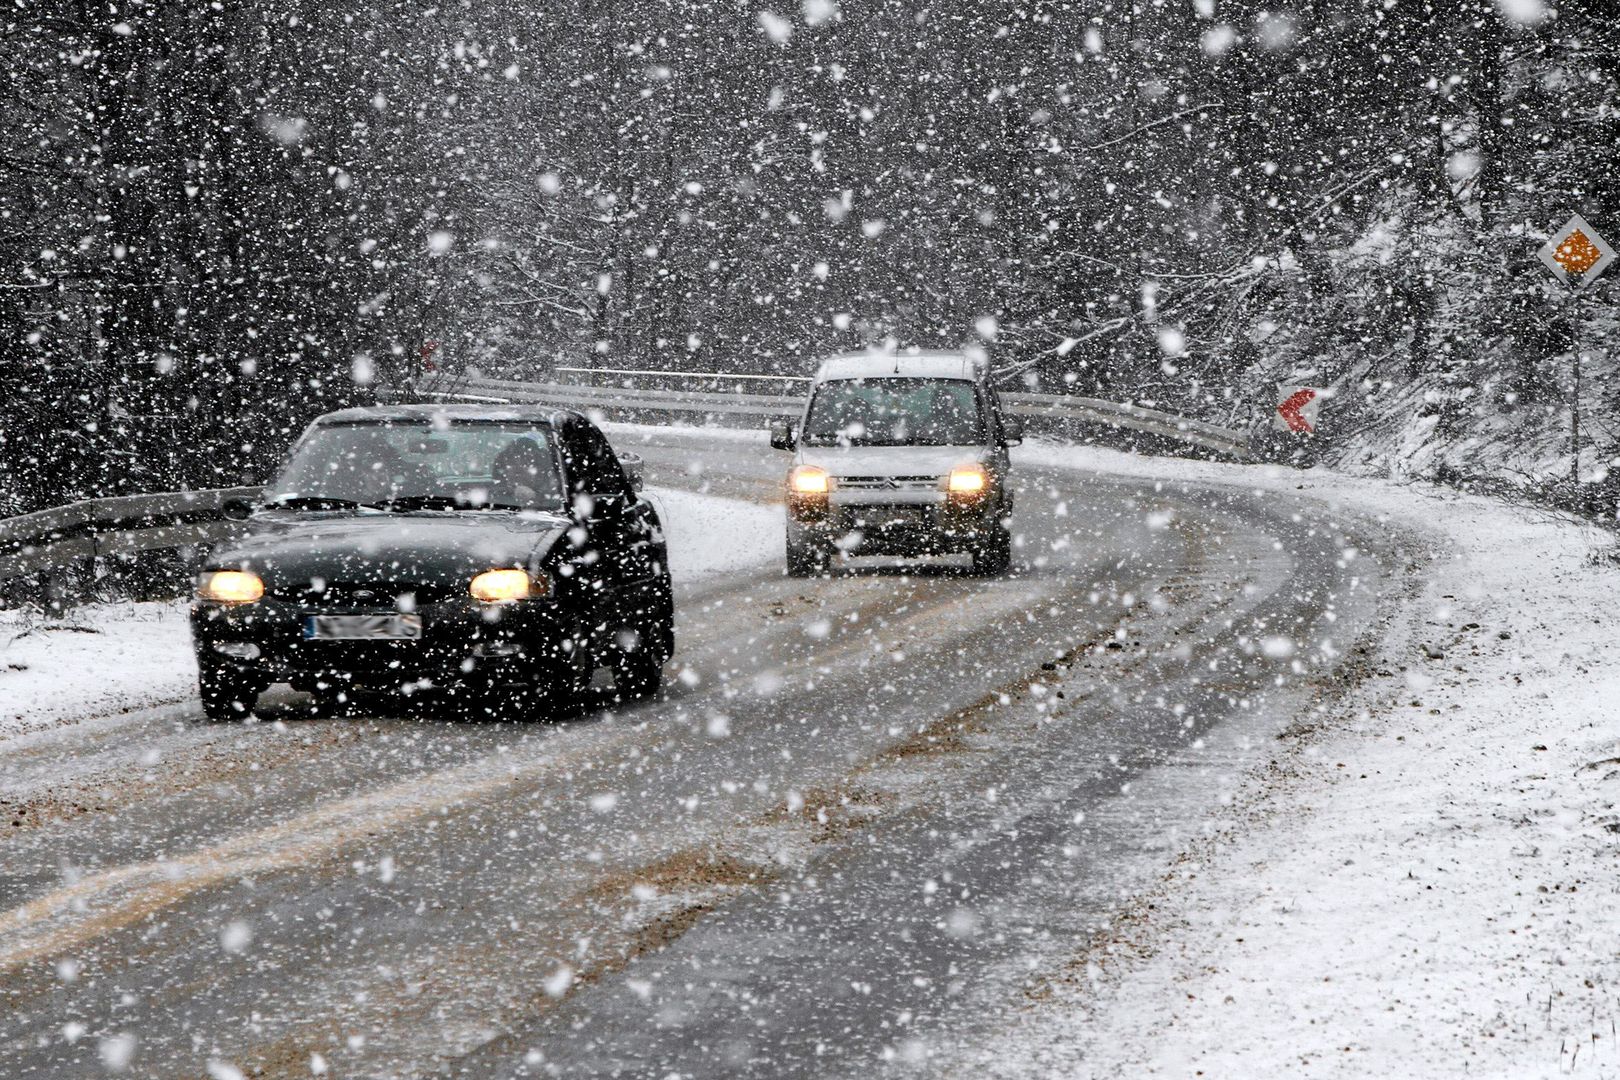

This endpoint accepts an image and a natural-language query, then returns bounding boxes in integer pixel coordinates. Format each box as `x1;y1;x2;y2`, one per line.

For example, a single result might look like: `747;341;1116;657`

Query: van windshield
801;378;984;447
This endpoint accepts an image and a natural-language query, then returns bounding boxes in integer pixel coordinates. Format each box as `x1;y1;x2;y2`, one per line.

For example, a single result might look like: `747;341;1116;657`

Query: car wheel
610;632;665;703
546;635;597;717
460;681;527;722
654;574;676;659
971;525;1012;576
198;661;261;722
307;690;343;718
786;534;833;577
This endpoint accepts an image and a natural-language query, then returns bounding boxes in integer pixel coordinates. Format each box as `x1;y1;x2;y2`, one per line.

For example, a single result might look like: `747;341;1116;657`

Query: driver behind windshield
266;427;430;505
801;378;985;447
264;423;565;512
490;438;561;509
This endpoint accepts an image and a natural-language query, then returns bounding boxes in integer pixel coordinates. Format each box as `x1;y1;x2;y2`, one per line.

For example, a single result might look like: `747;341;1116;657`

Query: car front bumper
191;594;577;691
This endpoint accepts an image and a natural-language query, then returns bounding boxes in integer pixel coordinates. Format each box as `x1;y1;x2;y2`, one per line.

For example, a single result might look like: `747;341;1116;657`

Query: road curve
0;431;1407;1079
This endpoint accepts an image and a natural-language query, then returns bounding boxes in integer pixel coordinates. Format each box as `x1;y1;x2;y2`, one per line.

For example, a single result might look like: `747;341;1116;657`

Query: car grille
281;638;445;677
836;475;939;491
268;580;455;609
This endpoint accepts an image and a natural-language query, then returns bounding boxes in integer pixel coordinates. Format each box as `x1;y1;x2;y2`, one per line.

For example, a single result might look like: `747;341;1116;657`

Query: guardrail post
41;555;88;619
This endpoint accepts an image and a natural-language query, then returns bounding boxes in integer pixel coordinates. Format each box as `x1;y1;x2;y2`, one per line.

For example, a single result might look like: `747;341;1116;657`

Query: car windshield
263;421;565;513
801;378;985;447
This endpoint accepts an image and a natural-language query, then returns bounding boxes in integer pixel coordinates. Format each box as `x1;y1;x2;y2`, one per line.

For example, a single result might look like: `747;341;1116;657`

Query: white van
769;351;1020;576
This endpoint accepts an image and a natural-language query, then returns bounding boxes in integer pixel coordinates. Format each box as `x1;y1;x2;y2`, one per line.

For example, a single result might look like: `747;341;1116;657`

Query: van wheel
786;535;832;577
972;526;1012;576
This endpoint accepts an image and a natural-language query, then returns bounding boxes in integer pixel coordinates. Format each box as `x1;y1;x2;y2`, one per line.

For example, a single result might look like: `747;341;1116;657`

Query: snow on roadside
0;601;197;740
959;439;1620;1079
0;488;777;740
644;486;780;582
602;419;770;447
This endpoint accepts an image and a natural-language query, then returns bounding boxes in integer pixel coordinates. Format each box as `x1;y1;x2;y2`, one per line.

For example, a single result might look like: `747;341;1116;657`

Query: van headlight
789;465;830;494
196;570;265;604
946;464;989;495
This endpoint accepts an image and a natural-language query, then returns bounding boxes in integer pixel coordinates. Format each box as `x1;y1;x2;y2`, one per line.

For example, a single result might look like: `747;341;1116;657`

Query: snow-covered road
1;429;1418;1078
944;447;1620;1080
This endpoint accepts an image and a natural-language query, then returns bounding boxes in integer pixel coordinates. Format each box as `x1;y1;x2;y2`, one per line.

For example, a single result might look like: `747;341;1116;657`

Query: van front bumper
789;493;1002;555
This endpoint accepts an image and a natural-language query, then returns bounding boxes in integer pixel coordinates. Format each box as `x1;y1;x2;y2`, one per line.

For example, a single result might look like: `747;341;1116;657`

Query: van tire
786;535;833;577
971;526;1012;576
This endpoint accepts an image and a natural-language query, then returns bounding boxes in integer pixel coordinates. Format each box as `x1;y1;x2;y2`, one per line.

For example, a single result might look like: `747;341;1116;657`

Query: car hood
209;512;569;589
796;444;986;478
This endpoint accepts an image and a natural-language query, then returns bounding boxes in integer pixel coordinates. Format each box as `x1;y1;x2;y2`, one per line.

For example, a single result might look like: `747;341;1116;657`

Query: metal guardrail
0;487;261;583
1004;392;1250;457
460;376;803;418
0;373;1247;588
439;375;1251;459
555;365;810;389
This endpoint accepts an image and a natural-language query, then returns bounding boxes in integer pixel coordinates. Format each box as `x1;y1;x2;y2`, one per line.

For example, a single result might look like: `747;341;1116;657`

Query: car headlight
470;569;537;602
789;465;830;495
196;570;264;604
947;464;989;495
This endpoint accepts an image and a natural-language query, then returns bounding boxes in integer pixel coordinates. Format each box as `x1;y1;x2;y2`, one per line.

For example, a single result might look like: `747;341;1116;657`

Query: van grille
836;475;939;491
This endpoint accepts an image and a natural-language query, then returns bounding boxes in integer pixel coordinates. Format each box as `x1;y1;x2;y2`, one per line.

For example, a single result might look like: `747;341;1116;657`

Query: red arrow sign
1277;388;1317;433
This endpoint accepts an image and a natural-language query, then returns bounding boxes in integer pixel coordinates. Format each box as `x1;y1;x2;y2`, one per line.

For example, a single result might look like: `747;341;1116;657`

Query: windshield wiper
264;495;365;511
372;494;533;513
369;494;466;512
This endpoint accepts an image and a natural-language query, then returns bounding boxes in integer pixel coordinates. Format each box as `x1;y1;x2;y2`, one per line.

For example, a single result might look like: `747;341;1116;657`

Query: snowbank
0;488;778;738
644;486;780;581
0;601;197;740
602;419;771;447
962;439;1620;1079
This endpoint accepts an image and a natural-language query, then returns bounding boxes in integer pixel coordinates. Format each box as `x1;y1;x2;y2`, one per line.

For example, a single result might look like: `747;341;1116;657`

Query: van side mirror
617;451;645;492
769;418;797;451
1002;415;1024;446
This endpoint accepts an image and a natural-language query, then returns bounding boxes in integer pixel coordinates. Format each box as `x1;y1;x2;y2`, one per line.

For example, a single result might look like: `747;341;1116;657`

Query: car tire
297;676;353;718
649;573;676;659
308;689;349;718
786;534;833;577
610;632;665;703
546;635;597;718
971;525;1013;576
463;680;531;722
198;661;261;722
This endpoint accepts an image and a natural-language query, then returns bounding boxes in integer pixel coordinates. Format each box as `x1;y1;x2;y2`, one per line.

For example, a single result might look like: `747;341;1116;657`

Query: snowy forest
2;0;1616;511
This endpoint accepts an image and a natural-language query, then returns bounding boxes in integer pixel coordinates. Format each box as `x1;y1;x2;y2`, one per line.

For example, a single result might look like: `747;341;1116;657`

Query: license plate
855;507;916;528
303;614;423;641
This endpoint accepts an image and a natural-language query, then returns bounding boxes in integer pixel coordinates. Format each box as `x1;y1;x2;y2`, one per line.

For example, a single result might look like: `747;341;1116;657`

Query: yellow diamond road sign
1538;213;1615;289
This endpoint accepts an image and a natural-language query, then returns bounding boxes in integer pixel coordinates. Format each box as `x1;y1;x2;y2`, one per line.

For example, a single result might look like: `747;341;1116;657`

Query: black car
190;405;674;721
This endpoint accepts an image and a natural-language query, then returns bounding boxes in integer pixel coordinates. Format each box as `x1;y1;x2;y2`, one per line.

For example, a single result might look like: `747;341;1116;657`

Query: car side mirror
617;451;645;492
221;496;256;521
1002;415;1024;446
572;491;605;522
769;418;797;451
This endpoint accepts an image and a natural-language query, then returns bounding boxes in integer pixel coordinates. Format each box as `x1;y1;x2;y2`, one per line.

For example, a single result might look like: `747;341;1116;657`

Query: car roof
313;402;585;427
811;350;987;385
